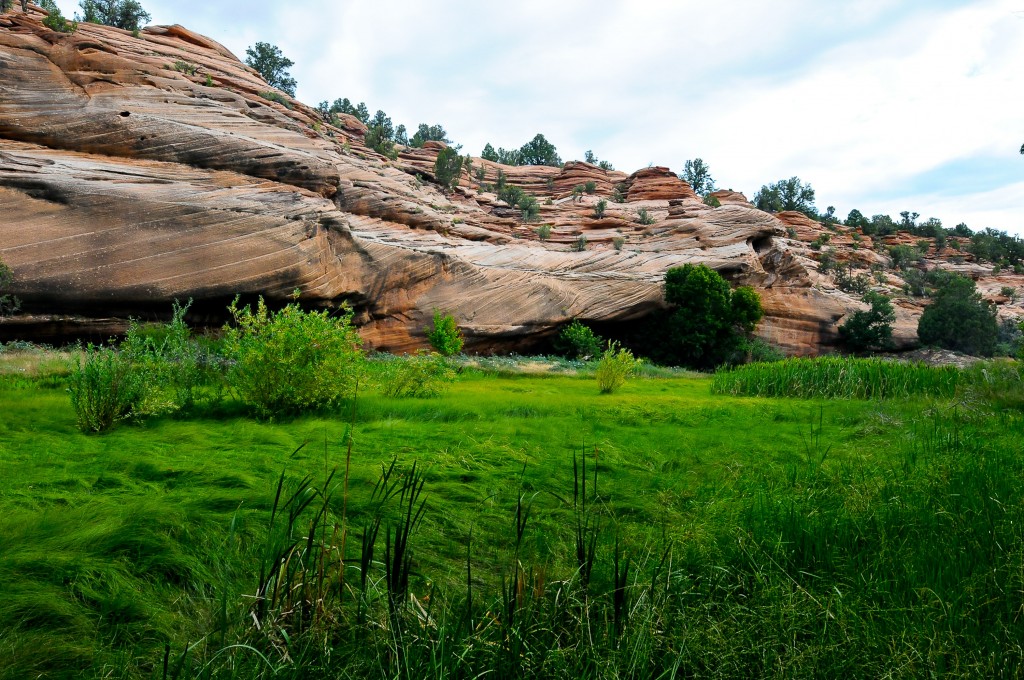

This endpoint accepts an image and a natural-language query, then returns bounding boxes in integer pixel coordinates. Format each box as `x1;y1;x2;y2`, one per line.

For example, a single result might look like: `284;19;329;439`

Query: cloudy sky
52;0;1024;234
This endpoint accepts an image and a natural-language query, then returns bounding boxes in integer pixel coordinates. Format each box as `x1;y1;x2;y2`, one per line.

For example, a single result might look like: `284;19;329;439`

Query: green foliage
845;208;870;230
703;194;721;207
258;90;292;109
612;236;625;251
172;60;197;75
245;42;296;96
77;0;148;31
555;320;603;360
433;146;465;193
918;275;999;356
583;180;597;194
660;264;764;369
712;356;961;399
518;133;562;167
593;199;607;218
680;158;716;195
0;258;20;317
497;183;525;208
536;224;552;241
425;309;464;356
595;341;639;393
839;291;895;353
480;143;499;162
67;344;146;432
518;194;540;222
753;176;816;217
571;184;585;202
374;351;456;398
636;208;655;225
409;123;448;148
572;234;588;251
887;244;923;269
222;296;363;417
610;186;625;203
364;109;397;159
41;0;77;31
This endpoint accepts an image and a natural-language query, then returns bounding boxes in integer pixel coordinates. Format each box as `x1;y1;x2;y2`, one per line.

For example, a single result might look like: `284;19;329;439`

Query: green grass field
1;349;1023;678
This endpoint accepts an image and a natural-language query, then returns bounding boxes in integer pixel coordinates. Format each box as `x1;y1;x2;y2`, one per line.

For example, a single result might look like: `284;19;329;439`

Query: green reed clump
712;356;962;399
67;344;146;432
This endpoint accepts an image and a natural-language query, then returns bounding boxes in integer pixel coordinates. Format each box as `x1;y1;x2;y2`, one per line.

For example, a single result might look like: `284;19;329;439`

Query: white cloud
47;0;1024;233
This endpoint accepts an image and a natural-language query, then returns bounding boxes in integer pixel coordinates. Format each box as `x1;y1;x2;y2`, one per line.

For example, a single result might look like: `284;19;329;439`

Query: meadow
1;347;1023;678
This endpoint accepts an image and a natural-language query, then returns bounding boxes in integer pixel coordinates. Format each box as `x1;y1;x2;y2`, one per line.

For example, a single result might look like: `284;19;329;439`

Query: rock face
2;9;1017;355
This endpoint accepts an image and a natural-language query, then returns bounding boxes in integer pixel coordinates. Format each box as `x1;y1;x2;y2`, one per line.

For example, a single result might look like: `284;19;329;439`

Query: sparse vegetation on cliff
918;274;999;357
77;0;149;32
754;176;817;218
245;41;297;96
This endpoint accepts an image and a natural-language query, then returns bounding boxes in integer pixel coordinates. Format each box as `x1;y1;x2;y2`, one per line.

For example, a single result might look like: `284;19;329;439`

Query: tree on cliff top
680;158;716;196
753;176;817;218
78;0;150;32
245;42;297;96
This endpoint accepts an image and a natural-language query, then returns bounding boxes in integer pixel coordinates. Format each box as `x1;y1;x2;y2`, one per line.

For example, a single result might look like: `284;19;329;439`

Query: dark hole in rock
119;111;130;117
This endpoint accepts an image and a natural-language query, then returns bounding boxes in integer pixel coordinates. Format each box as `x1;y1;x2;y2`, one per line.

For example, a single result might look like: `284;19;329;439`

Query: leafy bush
518;194;540;222
595;342;639;393
593;199;607;218
636;208;655;225
658;264;764;369
426;310;464;356
583;181;597;195
572;234;588;252
120;300;220;413
680;158;716;195
41;0;77;32
918;275;998;356
753;176;816;218
839;291;895;353
703;194;721;208
612;236;625;251
536;224;552;241
67;345;146;432
172;60;197;75
259;91;292;109
222;296;363;418
375;351;456;398
0;258;20;317
555;320;603;360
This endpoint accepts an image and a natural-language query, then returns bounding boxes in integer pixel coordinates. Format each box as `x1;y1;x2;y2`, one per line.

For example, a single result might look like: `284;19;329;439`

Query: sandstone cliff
1;6;1019;355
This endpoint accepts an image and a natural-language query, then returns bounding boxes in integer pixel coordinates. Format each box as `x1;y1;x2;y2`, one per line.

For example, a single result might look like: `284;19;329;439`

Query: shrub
918;275;998;356
658;264;764;369
703;195;721;208
571;185;585;203
636;208;655;225
433;147;464;193
67;345;146;432
173;60;197;75
77;0;148;31
593;199;607;219
838;291;895;353
259;91;292;109
498;184;525;208
888;244;922;269
426;309;464;356
611;187;625;203
222;296;363;417
595;341;639;393
584;181;597;195
680;158;716;195
375;351;456;398
518;194;540;222
536;224;552;241
0;258;20;317
555;320;603;360
753;176;816;218
572;234;588;252
612;236;625;251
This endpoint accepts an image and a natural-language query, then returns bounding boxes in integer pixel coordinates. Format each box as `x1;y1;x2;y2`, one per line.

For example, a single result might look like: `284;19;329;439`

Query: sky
51;0;1024;235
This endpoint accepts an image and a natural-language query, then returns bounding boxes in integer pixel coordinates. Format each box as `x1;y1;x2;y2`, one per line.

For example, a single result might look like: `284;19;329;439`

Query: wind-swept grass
711;356;964;399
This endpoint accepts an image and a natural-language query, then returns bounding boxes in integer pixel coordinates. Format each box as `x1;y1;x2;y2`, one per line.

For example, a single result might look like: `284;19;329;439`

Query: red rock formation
3;11;1018;356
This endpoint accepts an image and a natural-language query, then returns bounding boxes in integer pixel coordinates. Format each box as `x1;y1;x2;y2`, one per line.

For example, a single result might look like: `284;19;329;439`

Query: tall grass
712;356;963;399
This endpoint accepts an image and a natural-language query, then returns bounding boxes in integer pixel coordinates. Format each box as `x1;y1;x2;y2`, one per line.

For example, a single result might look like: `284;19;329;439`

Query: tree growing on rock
838;291;895;353
680;158;716;196
433;146;465;193
364;109;397;159
659;264;764;369
245;42;297;96
77;0;150;32
410;124;449;148
754;177;816;218
917;275;998;356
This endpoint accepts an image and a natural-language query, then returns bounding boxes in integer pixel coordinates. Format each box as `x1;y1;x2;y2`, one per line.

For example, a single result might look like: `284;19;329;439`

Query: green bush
433;146;464;193
536;224;552;241
593;199;607;219
703;194;721;208
595;341;639;393
67;345;146;432
518;194;540;222
0;258;20;317
426;310;464;356
374;351;456;398
41;1;77;32
657;264;764;369
572;234;588;252
245;42;296;96
583;181;597;195
636;208;655;225
918;275;998;356
839;291;895;353
121;300;221;413
222;296;363;418
78;0;149;31
555;320;603;360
